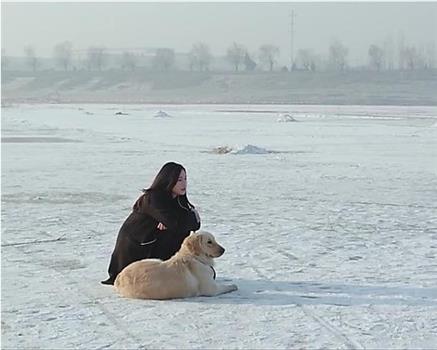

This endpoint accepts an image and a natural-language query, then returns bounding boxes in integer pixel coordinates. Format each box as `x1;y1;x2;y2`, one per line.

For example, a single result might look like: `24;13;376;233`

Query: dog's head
183;231;225;260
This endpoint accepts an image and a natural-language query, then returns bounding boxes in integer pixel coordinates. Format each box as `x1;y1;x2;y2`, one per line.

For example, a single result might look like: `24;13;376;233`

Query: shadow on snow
182;278;437;307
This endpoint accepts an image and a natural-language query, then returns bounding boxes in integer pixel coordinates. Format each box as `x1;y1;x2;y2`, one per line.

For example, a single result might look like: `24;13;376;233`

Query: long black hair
148;162;186;193
142;162;194;210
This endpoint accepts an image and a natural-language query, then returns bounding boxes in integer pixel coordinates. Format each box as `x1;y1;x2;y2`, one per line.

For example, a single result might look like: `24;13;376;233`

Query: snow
1;103;437;349
277;113;297;122
231;144;276;155
153;110;173;118
210;144;277;155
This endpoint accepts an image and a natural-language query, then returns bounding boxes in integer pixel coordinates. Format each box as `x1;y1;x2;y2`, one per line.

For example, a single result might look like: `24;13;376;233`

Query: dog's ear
185;234;202;255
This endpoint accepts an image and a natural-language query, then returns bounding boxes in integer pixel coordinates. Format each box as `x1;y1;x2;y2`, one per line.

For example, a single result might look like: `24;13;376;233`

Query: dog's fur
114;231;238;300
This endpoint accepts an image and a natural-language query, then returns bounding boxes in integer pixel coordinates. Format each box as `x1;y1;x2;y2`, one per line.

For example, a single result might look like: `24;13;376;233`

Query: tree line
2;38;436;73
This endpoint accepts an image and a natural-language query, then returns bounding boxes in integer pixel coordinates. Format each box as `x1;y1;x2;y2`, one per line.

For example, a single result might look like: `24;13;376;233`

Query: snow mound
231;144;277;154
153;110;173;118
277;113;297;122
210;145;278;155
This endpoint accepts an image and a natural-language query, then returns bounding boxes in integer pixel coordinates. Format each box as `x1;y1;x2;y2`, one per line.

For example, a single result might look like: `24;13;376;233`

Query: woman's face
171;169;187;197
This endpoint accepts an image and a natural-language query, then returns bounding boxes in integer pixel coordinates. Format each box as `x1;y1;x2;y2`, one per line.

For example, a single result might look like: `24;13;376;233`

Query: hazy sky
2;1;437;65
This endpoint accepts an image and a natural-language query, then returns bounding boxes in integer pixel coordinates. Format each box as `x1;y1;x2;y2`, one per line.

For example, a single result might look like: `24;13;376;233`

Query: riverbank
2;69;437;106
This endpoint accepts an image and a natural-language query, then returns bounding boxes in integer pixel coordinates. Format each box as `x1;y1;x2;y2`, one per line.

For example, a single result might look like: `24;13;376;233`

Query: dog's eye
207;240;212;244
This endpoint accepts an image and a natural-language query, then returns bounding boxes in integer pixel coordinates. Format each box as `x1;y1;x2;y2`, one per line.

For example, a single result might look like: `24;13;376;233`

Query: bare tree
425;42;436;69
153;48;175;71
86;46;107;71
383;35;395;70
1;48;8;71
244;52;256;71
404;46;419;70
417;45;427;70
397;32;406;70
24;45;40;72
296;49;317;71
53;41;73;71
121;51;137;71
188;42;212;71
226;42;246;72
328;40;348;71
368;44;385;71
258;44;279;71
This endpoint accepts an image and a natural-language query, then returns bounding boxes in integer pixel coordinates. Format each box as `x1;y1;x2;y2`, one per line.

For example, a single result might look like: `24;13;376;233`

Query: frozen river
2;103;437;349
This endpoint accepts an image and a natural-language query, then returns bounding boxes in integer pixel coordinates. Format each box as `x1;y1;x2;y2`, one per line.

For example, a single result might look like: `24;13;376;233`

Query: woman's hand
157;222;167;231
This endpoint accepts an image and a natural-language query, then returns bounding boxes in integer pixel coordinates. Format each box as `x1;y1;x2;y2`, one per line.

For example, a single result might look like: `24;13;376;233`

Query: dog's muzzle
215;246;225;257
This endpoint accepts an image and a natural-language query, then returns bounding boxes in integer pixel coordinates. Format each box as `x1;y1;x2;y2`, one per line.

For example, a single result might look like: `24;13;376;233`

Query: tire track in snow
298;305;364;349
248;252;364;349
8;244;144;349
275;248;300;261
70;283;145;349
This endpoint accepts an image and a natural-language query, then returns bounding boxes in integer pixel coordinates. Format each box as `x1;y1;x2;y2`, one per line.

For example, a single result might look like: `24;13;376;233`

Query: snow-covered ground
1;103;437;349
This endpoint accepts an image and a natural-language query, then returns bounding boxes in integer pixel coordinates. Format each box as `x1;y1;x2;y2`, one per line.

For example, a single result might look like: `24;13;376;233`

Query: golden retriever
114;231;238;300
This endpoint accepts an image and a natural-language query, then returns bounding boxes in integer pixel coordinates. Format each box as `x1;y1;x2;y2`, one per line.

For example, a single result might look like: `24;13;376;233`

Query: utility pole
290;10;296;71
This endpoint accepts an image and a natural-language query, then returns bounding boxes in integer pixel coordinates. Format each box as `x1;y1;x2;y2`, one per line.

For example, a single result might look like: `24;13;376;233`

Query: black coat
102;189;200;284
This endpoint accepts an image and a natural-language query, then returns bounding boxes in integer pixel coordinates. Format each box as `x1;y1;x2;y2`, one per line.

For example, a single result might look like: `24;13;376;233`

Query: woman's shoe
101;278;114;285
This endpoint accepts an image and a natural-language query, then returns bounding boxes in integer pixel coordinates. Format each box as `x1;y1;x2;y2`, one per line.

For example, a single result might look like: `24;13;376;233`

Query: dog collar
194;257;216;279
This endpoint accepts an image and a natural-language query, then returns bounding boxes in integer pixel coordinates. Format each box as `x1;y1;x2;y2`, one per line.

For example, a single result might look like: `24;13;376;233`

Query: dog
114;231;238;300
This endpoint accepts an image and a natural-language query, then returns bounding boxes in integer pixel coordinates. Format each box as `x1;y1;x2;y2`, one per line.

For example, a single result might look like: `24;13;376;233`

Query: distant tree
153;48;175;71
296;48;317;71
425;42;436;69
121;51;137;71
404;46;419;70
226;42;246;72
397;32;406;70
53;41;73;71
86;46;107;71
188;42;212;71
416;45;427;70
368;44;385;71
402;45;427;70
1;48;8;71
244;52;256;71
329;40;348;71
383;35;395;70
258;44;279;71
24;45;40;72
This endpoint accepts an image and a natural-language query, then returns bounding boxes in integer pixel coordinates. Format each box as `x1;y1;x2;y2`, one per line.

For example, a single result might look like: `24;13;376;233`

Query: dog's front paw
228;284;238;292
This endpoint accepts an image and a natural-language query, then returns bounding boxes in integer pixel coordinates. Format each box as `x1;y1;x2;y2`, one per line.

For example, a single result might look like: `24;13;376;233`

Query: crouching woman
102;162;201;285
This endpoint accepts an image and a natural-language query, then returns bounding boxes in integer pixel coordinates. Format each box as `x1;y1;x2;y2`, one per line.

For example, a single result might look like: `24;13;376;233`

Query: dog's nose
220;247;225;255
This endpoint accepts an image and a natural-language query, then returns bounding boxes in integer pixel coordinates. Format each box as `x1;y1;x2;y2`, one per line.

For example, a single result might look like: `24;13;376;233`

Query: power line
290;10;296;71
290;10;296;70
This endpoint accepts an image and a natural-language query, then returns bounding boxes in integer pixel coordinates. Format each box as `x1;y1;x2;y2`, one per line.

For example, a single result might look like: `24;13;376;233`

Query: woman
101;162;201;285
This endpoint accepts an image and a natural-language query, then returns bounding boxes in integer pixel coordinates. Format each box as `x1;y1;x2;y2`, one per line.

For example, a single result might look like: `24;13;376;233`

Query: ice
2;103;437;349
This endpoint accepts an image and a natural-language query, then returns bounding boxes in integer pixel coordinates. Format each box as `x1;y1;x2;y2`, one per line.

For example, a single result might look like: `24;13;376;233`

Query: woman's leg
102;236;154;285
